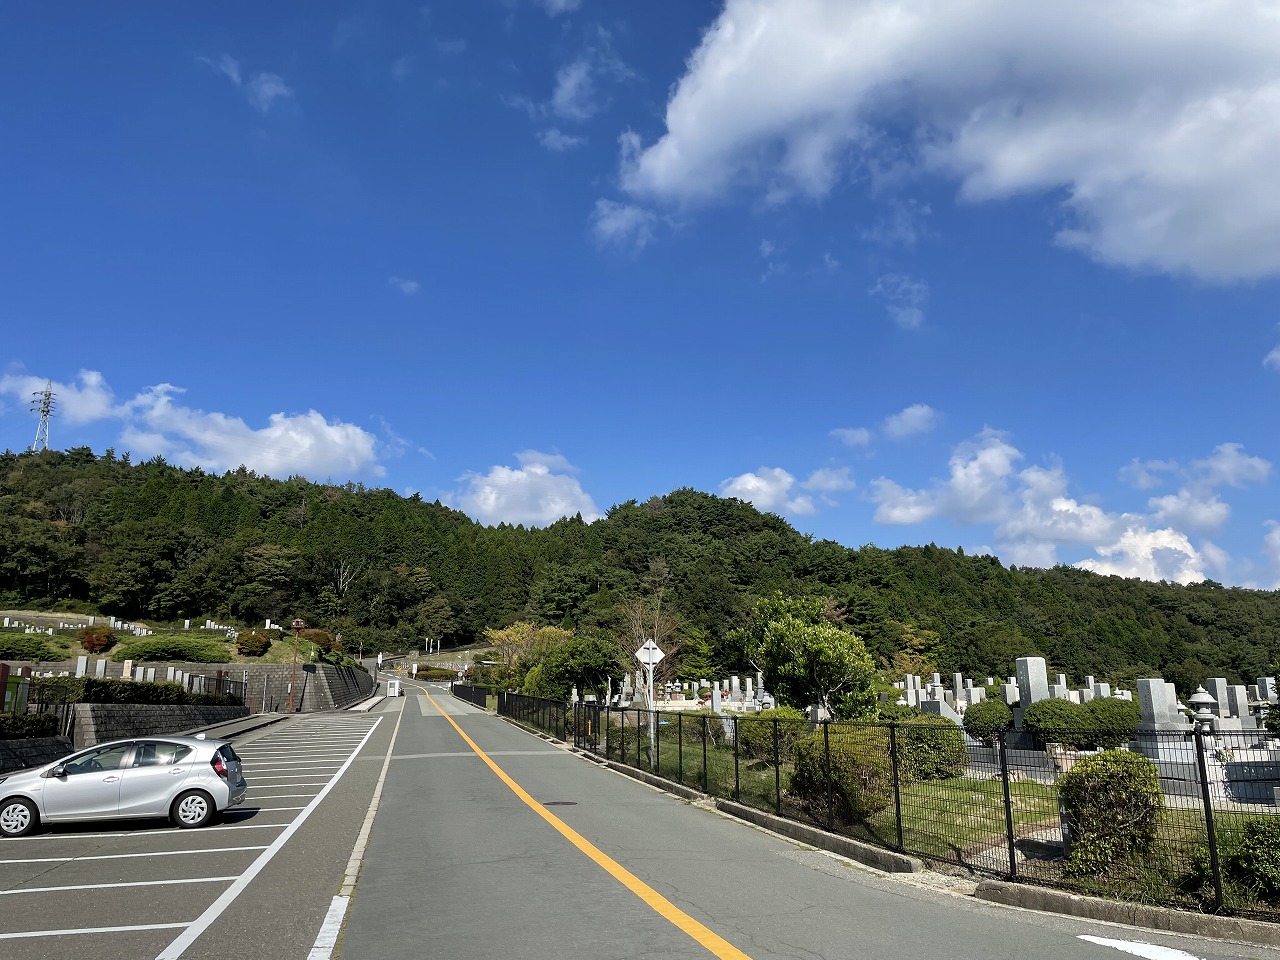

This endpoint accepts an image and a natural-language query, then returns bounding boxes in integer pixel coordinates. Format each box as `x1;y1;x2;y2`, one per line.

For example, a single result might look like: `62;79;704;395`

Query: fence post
733;716;740;801
998;730;1017;879
654;708;661;774
1193;728;1224;912
823;721;834;832
678;713;684;785
605;705;610;760
890;722;904;850
773;718;781;816
702;715;708;794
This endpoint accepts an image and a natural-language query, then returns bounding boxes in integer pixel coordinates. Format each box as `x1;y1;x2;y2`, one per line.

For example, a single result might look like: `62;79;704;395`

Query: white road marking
306;895;349;960
0;922;189;941
155;717;383;960
1078;936;1207;960
0;846;267;864
1;876;237;895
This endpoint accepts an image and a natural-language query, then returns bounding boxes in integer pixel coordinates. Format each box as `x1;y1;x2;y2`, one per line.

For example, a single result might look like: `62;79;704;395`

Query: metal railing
450;682;491;709
183;673;247;703
496;693;1280;922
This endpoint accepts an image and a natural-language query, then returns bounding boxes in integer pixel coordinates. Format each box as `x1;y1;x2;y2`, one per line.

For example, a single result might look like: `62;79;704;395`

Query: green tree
751;615;876;719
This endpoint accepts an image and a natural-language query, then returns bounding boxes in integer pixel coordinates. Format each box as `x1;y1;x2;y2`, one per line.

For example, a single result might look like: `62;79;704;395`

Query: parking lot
0;712;387;960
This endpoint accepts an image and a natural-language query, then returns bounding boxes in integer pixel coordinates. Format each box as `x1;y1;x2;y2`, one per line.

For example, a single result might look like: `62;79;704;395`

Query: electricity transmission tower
29;380;56;451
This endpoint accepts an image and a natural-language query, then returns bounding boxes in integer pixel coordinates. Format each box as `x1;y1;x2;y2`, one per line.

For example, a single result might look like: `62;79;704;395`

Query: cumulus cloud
455;450;599;527
870;274;928;329
0;369;119;425
1;368;383;479
619;0;1280;281
882;403;938;439
590;199;659;251
389;276;420;295
120;385;381;477
1266;346;1280;371
720;467;815;516
870;429;1272;584
831;426;871;447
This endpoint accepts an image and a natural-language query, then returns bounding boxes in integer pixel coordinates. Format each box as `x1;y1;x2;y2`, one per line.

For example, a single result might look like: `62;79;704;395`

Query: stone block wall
74;703;249;748
0;735;72;774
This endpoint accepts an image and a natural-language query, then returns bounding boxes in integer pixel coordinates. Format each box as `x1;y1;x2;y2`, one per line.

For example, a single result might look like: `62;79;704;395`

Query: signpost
635;639;665;771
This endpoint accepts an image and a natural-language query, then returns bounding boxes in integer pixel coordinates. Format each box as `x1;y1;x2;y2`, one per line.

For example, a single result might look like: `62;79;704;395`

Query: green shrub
1058;749;1163;877
895;715;968;781
0;713;58;739
111;634;230;663
1022;697;1093;747
1266;708;1280;734
1080;696;1140;749
791;725;892;824
419;668;456;681
31;676;86;704
236;631;273;658
1234;817;1280;900
662;710;729;749
735;706;807;764
963;699;1013;746
0;635;55;662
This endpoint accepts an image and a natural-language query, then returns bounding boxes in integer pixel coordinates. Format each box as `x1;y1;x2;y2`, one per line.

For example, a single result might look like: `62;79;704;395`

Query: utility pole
29;381;55;452
288;618;305;712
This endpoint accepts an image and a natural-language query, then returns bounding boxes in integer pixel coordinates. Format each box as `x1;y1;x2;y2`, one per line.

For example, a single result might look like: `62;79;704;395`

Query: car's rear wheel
0;797;38;838
170;790;215;829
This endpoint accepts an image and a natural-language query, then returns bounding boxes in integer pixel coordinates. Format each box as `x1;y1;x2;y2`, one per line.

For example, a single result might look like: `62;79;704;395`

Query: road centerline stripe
421;687;752;960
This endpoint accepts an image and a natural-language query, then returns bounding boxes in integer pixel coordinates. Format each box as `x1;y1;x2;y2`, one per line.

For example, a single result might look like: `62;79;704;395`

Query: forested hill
2;446;1278;690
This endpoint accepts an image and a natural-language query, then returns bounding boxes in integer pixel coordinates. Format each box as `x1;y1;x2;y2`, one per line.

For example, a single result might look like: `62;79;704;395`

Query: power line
29;380;56;451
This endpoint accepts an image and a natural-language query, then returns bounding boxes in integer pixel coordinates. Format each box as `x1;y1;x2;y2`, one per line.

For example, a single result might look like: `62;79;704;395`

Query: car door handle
170;768;185;775
102;776;120;783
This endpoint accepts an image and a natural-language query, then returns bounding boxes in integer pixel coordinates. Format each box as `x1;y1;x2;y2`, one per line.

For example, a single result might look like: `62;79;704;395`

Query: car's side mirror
47;764;66;778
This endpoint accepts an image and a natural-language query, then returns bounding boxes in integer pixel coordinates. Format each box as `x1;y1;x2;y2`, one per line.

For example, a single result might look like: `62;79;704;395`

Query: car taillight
211;756;228;779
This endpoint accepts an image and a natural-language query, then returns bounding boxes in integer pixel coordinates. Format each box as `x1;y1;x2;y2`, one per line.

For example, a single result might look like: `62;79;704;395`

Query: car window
133;742;193;767
64;743;132;775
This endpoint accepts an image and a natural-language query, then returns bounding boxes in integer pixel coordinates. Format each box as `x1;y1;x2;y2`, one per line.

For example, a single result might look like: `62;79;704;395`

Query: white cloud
552;60;596;121
870;274;928;330
1120;457;1176;490
882;403;937;439
619;0;1280;281
1149;489;1230;532
539;128;587;152
859;199;932;249
1264;522;1280;588
802;467;855;493
204;54;294;114
1266;346;1280;371
456;451;599;527
0;369;118;426
720;467;815;516
831;426;871;447
1076;527;1205;586
246;73;294;114
122;385;381;477
590;199;658;252
1195;442;1270;488
389;276;420;295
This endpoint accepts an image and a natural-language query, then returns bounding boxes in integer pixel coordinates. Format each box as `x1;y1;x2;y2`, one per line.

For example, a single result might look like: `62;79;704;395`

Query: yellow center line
414;683;752;960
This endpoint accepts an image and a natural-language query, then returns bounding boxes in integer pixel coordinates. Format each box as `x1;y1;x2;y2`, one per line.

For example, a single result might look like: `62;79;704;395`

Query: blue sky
3;1;1279;587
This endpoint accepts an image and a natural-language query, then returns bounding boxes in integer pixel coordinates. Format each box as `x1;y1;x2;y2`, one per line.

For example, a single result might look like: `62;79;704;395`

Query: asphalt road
340;685;1280;960
7;689;1280;960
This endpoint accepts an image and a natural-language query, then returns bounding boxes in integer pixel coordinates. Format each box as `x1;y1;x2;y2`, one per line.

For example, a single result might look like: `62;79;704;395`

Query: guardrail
497;692;1280;923
450;682;491;709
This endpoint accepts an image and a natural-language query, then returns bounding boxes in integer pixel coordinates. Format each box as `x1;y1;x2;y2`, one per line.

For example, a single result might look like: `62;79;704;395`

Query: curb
715;800;924;875
974;881;1280;948
181;712;289;740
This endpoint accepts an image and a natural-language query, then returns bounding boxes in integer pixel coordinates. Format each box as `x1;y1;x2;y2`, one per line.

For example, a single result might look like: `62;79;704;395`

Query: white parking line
155;717;383;960
1;876;238;896
0;922;188;941
0;846;268;864
249;794;318;800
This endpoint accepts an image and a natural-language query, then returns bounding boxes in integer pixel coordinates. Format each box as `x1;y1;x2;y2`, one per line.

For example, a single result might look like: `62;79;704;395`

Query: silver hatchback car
0;735;248;837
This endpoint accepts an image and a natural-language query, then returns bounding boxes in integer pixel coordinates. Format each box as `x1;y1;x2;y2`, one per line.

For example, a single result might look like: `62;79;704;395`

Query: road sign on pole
634;640;664;772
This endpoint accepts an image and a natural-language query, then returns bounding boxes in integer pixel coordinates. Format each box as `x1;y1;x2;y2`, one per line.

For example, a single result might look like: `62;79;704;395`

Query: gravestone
75;656;88;678
1002;683;1019;706
122;659;134;680
95;658;107;678
1015;657;1049;706
1206;678;1230;717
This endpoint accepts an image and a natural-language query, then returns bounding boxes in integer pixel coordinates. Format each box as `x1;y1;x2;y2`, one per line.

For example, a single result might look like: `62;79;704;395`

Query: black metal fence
450;682;492;709
497;693;1280;922
26;683;75;738
183;673;247;703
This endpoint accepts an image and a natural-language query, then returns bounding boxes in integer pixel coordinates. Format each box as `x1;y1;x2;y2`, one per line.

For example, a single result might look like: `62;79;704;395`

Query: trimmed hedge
31;676;239;708
895;715;968;781
791;725;893;824
0;713;58;740
111;634;232;663
0;634;56;662
1059;749;1163;877
963;699;1013;746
